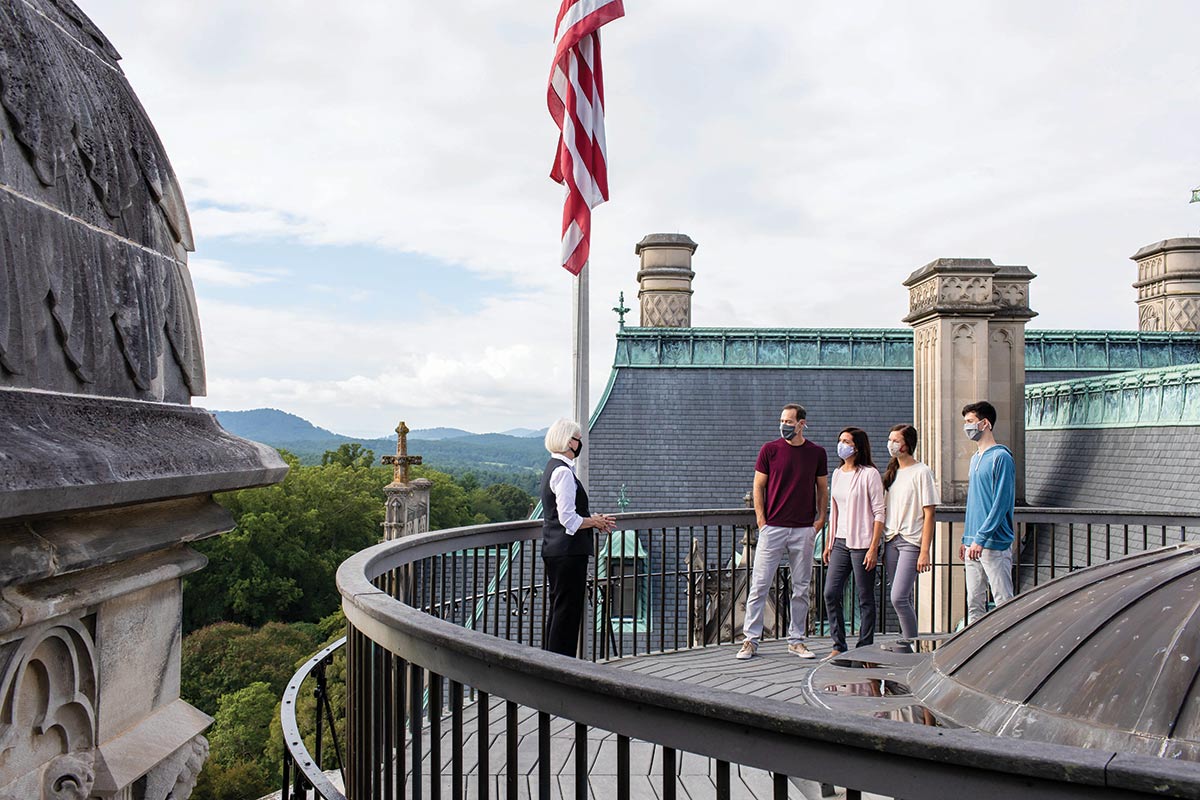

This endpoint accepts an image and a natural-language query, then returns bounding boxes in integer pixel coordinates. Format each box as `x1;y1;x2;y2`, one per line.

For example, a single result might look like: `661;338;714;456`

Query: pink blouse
829;466;886;549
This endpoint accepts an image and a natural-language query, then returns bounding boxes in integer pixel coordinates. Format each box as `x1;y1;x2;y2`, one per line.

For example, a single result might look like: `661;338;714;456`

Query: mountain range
211;408;547;491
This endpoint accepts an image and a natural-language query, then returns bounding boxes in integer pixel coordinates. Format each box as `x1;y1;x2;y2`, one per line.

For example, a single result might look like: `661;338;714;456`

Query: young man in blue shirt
960;400;1016;624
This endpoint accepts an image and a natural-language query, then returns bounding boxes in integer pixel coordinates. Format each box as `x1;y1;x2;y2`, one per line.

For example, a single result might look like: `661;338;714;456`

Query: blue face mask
837;442;856;460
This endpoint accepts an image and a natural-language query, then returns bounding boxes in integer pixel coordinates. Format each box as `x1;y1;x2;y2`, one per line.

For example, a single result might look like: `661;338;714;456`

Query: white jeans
965;546;1014;625
743;525;816;643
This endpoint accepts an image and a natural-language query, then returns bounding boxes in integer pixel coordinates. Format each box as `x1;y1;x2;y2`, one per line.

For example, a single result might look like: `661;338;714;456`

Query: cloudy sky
84;1;1200;436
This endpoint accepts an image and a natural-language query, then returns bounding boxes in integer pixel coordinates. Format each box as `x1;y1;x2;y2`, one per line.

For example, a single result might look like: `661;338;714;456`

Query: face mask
569;438;583;457
887;441;903;458
963;423;983;442
780;423;798;441
837;442;856;460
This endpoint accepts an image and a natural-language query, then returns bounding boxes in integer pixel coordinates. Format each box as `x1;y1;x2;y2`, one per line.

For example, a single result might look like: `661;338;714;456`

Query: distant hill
501;427;548;438
408;427;474;440
212;408;338;441
211;408;546;492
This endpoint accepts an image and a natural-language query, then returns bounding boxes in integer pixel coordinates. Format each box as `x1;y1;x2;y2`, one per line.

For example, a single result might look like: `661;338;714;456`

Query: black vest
540;457;592;558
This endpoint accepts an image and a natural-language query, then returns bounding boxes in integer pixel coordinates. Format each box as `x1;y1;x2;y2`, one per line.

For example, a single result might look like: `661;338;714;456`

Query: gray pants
965;546;1014;625
884;538;920;641
822;539;876;652
743;525;816;644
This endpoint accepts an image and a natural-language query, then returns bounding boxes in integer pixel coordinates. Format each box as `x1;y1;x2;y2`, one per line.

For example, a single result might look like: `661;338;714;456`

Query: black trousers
823;539;877;652
543;554;590;657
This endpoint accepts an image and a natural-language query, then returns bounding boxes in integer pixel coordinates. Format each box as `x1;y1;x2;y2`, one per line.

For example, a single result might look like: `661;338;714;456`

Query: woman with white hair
541;418;615;657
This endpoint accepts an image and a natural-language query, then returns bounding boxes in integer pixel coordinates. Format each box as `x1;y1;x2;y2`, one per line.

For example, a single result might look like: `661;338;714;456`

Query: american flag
548;0;624;276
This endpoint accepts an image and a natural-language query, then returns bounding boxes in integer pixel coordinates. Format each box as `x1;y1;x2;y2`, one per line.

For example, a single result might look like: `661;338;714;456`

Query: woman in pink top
821;427;885;657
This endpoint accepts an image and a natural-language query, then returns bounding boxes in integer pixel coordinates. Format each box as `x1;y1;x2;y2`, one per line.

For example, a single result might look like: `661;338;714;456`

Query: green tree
321;442;375;468
182;621;322;716
484;483;534;520
192;758;272;800
191;682;278;800
208;681;278;767
185;451;388;630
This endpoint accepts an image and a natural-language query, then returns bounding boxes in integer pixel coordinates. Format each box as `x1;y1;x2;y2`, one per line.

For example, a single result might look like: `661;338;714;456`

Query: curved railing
280;636;347;800
281;507;1200;798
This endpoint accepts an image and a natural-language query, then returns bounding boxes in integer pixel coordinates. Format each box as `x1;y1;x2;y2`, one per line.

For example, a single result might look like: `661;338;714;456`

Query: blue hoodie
964;444;1015;550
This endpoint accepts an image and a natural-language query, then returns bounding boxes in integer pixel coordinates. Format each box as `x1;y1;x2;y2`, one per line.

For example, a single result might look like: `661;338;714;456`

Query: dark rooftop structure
908;541;1200;759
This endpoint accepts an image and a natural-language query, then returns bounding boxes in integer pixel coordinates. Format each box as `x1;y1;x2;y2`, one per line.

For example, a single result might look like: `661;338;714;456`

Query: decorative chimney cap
635;234;698;255
902;258;997;287
1130;238;1200;261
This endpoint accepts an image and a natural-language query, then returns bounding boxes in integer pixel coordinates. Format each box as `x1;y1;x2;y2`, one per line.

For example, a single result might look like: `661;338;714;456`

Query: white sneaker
787;642;816;659
735;640;758;660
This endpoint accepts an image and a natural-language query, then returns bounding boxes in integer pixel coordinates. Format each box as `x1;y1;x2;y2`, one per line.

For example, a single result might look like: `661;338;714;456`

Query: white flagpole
572;263;590;485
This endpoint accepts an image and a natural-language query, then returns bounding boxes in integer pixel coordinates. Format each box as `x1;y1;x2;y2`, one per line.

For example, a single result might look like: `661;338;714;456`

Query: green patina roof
1026;363;1200;430
597;529;648;560
612;328;1200;372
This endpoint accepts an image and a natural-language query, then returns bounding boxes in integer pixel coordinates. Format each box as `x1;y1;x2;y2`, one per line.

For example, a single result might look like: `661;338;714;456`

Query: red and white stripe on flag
548;0;624;276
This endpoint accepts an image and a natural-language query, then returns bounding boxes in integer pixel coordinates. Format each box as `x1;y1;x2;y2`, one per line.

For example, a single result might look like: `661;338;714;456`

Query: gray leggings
884;538;920;640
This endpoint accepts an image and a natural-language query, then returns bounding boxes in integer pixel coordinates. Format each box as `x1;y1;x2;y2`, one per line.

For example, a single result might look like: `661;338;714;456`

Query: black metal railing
280;508;1200;799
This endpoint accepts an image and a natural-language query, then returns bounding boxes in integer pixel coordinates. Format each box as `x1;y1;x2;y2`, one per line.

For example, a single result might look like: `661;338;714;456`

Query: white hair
544;418;582;455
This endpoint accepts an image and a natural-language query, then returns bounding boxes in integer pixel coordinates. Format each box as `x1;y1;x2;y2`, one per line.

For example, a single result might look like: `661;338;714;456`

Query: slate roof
588;328;1200;515
588;367;913;514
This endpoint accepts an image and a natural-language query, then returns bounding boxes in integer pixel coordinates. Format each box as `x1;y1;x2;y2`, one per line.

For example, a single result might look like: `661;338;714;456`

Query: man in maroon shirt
737;403;829;660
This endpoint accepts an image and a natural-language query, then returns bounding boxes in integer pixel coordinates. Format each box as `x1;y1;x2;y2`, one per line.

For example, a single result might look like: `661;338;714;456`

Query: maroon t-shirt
754;438;828;527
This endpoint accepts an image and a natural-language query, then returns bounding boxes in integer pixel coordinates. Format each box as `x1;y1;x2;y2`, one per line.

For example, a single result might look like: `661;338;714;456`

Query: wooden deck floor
387;638;893;800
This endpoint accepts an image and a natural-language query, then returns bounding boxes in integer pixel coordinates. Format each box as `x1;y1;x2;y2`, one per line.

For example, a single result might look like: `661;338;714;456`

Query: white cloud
188;257;284;288
77;1;1200;430
194;290;584;435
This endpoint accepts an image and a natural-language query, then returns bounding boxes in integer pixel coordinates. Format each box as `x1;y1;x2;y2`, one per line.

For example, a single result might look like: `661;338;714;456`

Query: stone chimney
635;233;698;327
1131;238;1200;331
903;258;1036;634
903;258;1037;505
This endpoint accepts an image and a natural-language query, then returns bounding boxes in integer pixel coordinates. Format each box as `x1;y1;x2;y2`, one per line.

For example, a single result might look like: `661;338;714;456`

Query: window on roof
596;530;651;643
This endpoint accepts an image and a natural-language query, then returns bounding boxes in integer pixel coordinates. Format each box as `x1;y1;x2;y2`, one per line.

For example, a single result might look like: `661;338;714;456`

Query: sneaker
735;640;758;660
787;642;816;659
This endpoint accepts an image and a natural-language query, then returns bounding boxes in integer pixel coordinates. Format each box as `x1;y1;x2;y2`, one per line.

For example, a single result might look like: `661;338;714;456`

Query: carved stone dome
0;0;203;402
909;543;1200;760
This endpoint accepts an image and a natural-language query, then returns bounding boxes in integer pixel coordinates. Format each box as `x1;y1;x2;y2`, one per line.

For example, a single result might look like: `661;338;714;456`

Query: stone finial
903;258;1036;325
1131;238;1200;331
635;233;698;327
382;420;423;487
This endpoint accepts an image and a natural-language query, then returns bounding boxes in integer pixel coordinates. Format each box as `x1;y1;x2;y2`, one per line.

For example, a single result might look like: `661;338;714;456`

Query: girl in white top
882;424;940;650
822;427;885;656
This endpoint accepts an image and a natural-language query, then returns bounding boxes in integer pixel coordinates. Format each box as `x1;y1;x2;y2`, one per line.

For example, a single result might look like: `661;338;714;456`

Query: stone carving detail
908;279;938;314
1166;297;1200;332
991;328;1014;349
1138;255;1164;281
42;751;95;800
0;0;203;402
135;734;208;800
384;484;432;540
952;323;975;343
939;276;991;305
1137;280;1166;300
0;618;98;800
641;293;691;328
1140;303;1163;332
991;282;1027;309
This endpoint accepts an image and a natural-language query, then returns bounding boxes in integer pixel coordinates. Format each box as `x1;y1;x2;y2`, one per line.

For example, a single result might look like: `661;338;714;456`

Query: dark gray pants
823;539;877;652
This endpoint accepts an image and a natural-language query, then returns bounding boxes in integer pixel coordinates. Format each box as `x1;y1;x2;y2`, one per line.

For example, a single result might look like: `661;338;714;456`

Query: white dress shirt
549;453;584;535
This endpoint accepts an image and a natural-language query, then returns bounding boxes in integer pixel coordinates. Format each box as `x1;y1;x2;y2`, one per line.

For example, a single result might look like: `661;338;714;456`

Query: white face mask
836;442;856;460
887;440;903;458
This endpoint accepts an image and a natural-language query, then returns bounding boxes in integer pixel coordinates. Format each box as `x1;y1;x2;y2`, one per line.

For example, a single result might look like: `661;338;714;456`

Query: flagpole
572;263;590;485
